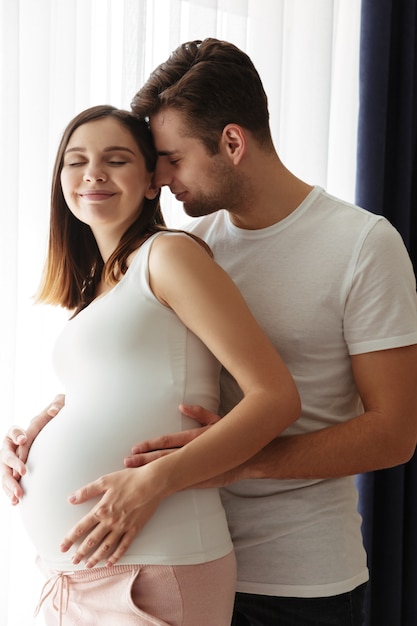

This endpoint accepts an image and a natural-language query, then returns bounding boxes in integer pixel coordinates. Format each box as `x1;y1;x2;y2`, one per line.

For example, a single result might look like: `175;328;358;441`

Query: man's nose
154;161;170;188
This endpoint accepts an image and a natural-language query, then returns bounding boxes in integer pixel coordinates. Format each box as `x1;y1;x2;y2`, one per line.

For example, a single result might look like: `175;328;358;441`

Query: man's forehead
150;112;202;155
152;132;180;157
150;108;182;131
150;110;181;148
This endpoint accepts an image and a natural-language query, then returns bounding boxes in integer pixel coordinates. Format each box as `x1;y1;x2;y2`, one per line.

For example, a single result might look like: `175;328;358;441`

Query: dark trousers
231;583;367;626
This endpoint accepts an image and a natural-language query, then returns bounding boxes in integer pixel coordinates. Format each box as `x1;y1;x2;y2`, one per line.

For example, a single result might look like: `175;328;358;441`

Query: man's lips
174;191;187;202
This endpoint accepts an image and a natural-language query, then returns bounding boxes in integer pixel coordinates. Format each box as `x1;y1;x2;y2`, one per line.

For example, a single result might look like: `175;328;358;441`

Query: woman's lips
79;191;115;201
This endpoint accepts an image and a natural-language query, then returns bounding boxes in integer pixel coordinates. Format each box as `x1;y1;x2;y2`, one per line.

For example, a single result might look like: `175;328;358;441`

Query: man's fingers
179;404;221;426
2;445;24;473
126;421;215;467
47;393;65;416
1;397;65;507
124;448;175;468
130;430;199;455
1;453;25;502
1;441;27;479
2;474;24;504
4;427;28;447
125;406;220;466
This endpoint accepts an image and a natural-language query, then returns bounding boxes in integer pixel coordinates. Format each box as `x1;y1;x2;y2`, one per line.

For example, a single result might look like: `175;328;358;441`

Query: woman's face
61;117;157;240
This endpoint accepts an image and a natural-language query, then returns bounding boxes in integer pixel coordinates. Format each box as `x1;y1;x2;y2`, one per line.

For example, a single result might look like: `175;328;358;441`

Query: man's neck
229;164;314;230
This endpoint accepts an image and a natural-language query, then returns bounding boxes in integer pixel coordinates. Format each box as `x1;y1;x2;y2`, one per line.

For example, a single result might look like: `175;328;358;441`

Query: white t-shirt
20;233;233;571
188;186;417;597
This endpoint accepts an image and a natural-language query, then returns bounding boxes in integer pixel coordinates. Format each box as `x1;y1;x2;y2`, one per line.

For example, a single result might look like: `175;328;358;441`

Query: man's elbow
386;431;417;466
398;440;417;465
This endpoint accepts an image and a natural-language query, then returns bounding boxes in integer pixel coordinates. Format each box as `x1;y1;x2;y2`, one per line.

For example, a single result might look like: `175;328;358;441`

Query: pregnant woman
16;104;300;625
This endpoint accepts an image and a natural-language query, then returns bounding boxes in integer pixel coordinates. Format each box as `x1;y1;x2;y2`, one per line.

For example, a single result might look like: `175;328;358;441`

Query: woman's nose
83;167;107;183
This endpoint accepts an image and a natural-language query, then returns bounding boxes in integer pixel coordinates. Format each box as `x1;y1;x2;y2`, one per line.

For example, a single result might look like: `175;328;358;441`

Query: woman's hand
60;464;165;568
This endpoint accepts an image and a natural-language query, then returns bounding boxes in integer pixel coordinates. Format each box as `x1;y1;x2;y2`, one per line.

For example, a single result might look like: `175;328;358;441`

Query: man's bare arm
126;346;417;483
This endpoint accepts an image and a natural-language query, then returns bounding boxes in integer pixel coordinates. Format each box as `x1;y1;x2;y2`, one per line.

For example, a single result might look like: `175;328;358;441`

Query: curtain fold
355;1;417;624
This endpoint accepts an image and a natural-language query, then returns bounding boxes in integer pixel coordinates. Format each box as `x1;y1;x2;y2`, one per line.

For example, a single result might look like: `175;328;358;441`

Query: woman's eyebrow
64;146;137;155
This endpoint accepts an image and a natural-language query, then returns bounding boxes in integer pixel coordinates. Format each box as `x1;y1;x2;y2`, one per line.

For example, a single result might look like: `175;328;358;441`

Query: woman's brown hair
36;105;164;312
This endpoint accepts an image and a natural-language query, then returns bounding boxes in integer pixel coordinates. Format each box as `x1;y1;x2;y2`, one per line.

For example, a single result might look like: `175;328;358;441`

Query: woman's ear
221;124;246;164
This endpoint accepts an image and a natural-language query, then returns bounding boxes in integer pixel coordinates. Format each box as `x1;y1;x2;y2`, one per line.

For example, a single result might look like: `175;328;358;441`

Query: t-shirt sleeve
345;217;417;355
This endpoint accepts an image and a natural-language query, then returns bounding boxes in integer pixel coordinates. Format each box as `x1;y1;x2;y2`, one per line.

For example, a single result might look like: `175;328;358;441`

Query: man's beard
182;156;249;218
182;198;222;218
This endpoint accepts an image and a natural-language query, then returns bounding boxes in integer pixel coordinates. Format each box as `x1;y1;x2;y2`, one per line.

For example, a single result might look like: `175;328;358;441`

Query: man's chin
183;202;220;218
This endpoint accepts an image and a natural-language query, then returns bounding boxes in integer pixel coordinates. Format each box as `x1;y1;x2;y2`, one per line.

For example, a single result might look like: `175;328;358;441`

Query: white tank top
20;232;233;570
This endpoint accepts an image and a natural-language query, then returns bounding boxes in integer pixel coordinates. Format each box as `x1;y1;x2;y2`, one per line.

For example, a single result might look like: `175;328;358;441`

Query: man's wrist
225;456;265;483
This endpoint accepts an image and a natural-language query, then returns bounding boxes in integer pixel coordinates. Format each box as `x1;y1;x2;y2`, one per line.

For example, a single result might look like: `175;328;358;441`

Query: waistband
34;564;140;625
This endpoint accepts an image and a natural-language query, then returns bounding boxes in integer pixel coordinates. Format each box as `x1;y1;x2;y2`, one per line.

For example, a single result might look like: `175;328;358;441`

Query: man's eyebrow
64;146;136;155
157;150;177;157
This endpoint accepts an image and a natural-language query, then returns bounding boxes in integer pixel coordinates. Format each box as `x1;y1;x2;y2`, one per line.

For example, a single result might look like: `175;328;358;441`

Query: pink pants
35;552;236;626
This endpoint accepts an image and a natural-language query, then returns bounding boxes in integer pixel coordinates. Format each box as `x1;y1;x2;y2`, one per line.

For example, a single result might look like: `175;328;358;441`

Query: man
3;39;417;625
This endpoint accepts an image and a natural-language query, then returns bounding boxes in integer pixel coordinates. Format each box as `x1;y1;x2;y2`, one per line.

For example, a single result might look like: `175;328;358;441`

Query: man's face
150;108;244;217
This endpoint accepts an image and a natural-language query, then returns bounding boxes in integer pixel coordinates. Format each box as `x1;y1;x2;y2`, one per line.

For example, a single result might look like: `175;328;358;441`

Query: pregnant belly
19;405;129;568
19;404;231;570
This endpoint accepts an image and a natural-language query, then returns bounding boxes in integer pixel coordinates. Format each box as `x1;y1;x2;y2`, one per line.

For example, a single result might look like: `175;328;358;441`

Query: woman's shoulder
149;229;213;258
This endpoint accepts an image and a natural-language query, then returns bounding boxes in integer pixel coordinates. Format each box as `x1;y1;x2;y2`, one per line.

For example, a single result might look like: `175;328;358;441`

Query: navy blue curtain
355;1;417;624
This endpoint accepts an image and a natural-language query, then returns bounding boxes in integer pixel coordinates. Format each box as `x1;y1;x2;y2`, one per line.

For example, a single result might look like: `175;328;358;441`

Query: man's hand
1;427;29;505
124;404;221;468
124;403;247;489
0;394;65;504
60;465;163;568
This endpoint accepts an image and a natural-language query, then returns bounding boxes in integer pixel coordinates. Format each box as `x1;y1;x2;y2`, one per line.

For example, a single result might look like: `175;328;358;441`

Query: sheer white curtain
0;1;361;623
